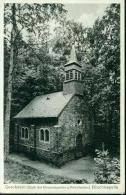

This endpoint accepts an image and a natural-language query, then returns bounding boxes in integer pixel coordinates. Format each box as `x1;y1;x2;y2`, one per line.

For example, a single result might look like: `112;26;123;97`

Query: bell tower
63;45;83;95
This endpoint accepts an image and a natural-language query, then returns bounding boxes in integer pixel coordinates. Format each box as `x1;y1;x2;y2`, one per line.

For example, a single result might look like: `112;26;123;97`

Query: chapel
14;45;94;166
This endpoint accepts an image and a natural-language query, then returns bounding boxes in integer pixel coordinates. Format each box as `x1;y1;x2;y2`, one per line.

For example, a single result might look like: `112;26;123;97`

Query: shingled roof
14;91;74;119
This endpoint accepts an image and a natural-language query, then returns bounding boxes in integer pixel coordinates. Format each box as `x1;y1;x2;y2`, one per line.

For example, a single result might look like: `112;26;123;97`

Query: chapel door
75;133;83;158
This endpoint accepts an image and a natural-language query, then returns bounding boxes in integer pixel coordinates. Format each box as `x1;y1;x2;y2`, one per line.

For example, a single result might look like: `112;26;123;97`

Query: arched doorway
75;133;83;158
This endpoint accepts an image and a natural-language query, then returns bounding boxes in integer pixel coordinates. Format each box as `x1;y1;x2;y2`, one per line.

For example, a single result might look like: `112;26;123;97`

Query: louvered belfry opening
63;45;83;96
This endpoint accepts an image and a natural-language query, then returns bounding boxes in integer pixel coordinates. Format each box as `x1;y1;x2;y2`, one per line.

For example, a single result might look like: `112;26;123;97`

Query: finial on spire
69;45;78;63
65;44;80;66
64;44;81;67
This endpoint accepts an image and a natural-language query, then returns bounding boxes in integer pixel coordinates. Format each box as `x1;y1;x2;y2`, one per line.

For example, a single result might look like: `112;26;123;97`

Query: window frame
25;127;29;139
21;127;29;140
39;128;50;143
45;129;50;142
39;129;44;141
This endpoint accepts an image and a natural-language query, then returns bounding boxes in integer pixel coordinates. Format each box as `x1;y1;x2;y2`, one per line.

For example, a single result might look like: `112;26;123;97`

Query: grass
4;160;88;184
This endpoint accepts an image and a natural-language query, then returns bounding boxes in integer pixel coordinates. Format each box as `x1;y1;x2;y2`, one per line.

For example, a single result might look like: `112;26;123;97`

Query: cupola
63;45;83;95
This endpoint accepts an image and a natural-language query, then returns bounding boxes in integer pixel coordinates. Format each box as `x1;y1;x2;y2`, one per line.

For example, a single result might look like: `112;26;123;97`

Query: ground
4;153;96;184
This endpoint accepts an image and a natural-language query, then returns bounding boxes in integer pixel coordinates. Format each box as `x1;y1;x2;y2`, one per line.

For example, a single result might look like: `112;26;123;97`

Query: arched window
45;129;49;142
40;129;44;141
25;128;29;139
21;127;25;138
21;127;29;139
39;129;50;142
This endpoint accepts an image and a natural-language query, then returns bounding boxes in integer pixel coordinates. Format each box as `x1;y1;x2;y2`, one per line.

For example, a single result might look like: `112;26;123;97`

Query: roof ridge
36;91;63;97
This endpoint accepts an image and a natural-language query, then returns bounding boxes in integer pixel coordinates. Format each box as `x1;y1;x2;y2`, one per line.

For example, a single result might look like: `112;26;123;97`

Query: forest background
4;3;120;157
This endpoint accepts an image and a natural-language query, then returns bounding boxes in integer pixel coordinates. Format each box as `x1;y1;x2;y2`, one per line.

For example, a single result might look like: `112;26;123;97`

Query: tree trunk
4;4;16;160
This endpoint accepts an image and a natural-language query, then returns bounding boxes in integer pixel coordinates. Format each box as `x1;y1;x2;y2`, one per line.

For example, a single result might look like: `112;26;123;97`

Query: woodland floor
4;153;96;184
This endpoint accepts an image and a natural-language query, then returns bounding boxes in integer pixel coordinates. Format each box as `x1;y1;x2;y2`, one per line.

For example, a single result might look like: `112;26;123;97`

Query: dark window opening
78;72;81;81
40;129;44;141
77;119;82;125
22;127;25;138
75;70;78;80
25;128;28;139
45;129;49;142
40;129;49;142
70;70;73;79
21;127;29;139
66;71;69;80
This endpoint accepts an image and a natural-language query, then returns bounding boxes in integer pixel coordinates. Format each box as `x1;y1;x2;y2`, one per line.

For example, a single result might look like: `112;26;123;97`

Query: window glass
40;129;44;141
45;129;49;142
25;128;28;139
21;127;29;139
22;127;25;138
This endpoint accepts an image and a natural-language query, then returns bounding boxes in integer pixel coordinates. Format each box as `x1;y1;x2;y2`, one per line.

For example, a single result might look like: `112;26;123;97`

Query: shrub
94;149;120;184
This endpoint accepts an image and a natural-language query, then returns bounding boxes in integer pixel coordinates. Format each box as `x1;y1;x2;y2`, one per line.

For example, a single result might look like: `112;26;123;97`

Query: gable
58;94;91;123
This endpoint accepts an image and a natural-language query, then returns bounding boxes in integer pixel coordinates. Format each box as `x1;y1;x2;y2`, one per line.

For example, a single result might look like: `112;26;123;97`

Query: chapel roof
14;91;74;119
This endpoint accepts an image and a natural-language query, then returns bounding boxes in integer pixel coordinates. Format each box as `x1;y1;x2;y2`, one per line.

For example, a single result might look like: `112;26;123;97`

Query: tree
53;4;120;154
4;4;16;159
84;4;120;153
4;3;120;157
4;3;67;157
94;148;120;183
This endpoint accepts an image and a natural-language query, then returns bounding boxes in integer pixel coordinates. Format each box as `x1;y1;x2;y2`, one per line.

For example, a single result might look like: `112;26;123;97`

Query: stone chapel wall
58;95;94;163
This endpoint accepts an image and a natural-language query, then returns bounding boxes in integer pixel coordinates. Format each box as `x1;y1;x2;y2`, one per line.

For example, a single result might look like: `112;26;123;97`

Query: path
8;153;96;183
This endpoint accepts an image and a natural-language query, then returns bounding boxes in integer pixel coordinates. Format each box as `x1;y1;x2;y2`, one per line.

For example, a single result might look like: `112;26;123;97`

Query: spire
69;45;78;62
65;45;80;66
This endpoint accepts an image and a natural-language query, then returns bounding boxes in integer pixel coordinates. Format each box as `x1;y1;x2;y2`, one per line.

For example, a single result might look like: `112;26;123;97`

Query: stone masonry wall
14;95;94;166
14;119;63;165
58;94;94;163
63;81;83;95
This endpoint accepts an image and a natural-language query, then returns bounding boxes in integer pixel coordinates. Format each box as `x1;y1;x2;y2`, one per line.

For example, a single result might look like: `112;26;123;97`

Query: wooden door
75;133;83;158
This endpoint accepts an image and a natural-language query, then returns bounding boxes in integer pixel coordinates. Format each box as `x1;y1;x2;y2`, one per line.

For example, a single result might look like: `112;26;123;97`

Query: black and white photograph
0;0;125;194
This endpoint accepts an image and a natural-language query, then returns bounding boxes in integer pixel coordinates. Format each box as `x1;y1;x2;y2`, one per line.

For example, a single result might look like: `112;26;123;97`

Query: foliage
94;149;120;184
53;4;120;153
4;3;67;157
11;50;64;116
4;3;120;154
83;4;120;153
4;3;67;117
